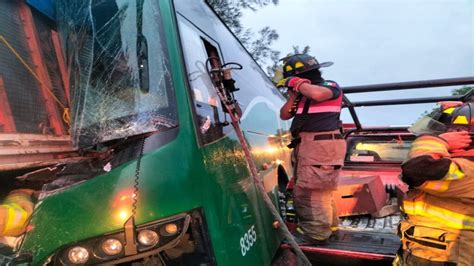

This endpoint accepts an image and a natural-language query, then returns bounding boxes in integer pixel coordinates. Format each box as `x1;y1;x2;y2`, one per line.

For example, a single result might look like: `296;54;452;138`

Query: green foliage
206;1;314;100
452;85;473;96
418;85;473;120
206;0;280;68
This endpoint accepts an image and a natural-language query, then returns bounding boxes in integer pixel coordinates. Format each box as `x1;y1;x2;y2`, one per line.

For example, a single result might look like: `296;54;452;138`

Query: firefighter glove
276;77;310;92
439;131;471;151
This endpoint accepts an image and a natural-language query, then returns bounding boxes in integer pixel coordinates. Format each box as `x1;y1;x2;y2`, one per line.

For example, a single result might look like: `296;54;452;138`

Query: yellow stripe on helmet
453;115;469;125
443;107;455;114
294;61;304;69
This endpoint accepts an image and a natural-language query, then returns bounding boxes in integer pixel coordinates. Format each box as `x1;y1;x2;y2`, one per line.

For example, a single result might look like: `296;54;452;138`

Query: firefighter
0;189;35;238
277;54;346;245
400;102;474;265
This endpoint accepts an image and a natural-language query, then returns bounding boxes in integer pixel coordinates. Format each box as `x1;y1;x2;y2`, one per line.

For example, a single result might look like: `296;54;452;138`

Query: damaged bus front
1;0;290;265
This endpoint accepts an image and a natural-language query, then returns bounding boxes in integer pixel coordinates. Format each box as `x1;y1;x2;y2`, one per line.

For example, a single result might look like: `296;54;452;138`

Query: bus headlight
67;246;89;264
164;223;178;235
138;229;159;246
54;213;190;265
101;238;123;255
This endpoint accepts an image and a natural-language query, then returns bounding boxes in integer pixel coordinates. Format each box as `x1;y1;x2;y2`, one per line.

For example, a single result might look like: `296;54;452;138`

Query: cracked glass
56;0;177;148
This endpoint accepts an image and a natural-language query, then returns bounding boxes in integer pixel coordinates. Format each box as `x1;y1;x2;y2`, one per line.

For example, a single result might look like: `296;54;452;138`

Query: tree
206;0;280;69
452;85;473;97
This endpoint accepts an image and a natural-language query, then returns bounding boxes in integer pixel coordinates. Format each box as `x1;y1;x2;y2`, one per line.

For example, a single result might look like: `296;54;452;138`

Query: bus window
56;0;178;148
178;18;228;145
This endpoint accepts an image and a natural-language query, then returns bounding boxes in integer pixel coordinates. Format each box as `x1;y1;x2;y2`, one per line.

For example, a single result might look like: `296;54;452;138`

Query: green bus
2;0;293;265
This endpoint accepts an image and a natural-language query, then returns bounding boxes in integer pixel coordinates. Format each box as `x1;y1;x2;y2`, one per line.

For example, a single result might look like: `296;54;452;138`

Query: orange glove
276;77;310;91
439;131;472;152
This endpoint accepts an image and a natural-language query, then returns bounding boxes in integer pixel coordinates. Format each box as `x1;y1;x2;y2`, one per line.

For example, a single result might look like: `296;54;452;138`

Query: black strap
287;137;301;149
312;165;342;170
403;226;447;250
313;134;343;141
302;97;311;114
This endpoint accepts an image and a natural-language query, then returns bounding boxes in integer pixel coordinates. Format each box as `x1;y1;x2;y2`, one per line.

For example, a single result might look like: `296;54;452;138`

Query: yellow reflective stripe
2;203;28;235
1;205;16;235
411;140;447;150
444;163;465;181
419;180;451;192
417;164;464;192
443;107;455;114
410;145;447;153
412;140;447;149
404;200;474;230
294;61;304;68
453;116;468;125
411;144;446;150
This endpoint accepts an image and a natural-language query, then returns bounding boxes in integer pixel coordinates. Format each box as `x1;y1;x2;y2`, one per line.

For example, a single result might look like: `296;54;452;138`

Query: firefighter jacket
400;134;474;264
0;189;35;237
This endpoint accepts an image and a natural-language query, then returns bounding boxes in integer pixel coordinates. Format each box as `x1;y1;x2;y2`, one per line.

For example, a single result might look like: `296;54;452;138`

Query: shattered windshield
56;0;177;148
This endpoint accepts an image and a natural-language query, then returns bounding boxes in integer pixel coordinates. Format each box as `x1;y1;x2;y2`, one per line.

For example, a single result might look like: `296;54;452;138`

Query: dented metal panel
0;133;79;171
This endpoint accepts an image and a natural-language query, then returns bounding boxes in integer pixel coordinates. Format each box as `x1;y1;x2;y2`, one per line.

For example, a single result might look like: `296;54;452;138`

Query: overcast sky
242;0;474;126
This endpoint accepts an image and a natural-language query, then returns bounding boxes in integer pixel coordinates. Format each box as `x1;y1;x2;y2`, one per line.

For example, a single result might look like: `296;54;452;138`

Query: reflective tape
404;200;474;230
296;94;342;114
411;140;447;150
443;107;455;114
409;138;449;158
419;163;465;192
305;105;341;113
453;116;469;125
420;180;451;192
1;203;28;236
444;163;465;181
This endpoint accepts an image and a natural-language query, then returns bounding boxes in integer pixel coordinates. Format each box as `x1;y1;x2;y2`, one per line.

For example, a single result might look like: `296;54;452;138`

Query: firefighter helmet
281;54;333;78
435;102;474;133
409;102;474;135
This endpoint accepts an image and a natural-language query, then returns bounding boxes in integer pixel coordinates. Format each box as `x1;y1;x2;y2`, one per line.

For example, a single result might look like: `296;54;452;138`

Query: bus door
176;14;271;265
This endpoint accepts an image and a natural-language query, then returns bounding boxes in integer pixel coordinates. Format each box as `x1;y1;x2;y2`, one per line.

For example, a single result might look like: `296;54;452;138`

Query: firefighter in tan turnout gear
400;102;474;265
277;54;346;245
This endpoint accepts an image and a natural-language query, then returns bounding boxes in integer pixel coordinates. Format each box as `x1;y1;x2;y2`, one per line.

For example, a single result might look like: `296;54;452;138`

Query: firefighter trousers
293;187;339;240
291;131;346;240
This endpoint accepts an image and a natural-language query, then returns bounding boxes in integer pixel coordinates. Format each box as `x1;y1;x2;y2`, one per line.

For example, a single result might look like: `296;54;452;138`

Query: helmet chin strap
310;76;324;84
298;69;323;84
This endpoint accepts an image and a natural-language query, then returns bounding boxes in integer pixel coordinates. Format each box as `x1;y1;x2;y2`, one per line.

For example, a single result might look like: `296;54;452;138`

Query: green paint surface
21;1;286;265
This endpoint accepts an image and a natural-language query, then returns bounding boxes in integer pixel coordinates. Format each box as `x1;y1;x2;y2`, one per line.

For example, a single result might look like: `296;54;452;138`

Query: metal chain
131;137;146;218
